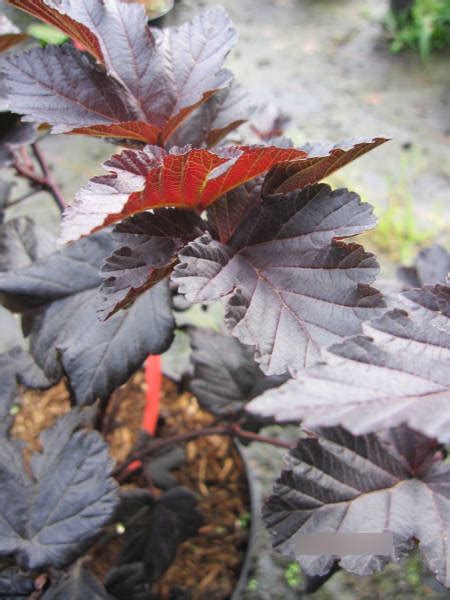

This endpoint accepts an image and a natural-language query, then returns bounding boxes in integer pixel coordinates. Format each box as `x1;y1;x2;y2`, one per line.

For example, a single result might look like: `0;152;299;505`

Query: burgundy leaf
0;229;175;405
402;282;450;319
1;44;140;135
6;0;111;62
59;144;307;243
166;80;252;148
173;184;384;375
43;562;113;600
189;326;288;418
150;8;237;142
99;209;205;319
248;284;450;441
0;217;54;270
106;487;202;595
206;177;263;244
264;425;450;586
2;4;238;144
0;409;118;570
262;137;388;195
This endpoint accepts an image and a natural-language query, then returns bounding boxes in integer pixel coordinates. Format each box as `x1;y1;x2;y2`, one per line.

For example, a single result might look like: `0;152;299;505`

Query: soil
11;371;251;600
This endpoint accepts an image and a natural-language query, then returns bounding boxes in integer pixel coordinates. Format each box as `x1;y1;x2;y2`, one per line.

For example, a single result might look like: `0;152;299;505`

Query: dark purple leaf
0;217;54;272
166;80;252;148
189;327;288;418
0;228;112;312
0;230;175;404
206;178;263;244
104;563;148;600
0;567;35;598
143;445;186;491
107;487;202;595
0;409;118;570
262;137;388;196
248;284;450;442
1;5;238;144
173;184;384;375
1;44;141;136
398;245;450;289
99;209;205;319
42;563;113;600
402;282;450;318
264;425;450;587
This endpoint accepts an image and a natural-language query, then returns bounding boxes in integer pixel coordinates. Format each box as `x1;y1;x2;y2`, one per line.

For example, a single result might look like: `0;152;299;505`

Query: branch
113;422;294;478
31;143;65;211
6;188;41;208
12;144;66;212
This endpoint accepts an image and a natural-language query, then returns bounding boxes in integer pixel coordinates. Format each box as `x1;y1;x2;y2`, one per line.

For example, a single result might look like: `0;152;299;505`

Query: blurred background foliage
386;0;450;59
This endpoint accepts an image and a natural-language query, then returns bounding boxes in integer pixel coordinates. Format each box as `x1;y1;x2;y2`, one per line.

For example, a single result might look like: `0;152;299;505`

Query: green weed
369;151;443;263
385;0;450;59
284;561;302;589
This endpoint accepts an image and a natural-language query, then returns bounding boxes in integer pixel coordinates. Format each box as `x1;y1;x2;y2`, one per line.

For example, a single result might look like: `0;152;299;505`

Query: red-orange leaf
60;144;307;243
69;121;161;145
263;137;388;195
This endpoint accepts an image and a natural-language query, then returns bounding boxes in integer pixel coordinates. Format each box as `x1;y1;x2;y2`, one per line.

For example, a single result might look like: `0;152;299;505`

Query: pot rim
231;440;258;600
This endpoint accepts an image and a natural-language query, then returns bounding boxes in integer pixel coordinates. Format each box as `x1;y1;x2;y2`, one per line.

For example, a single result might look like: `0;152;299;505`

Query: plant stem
6;188;41;207
113;422;294;478
31;143;66;211
12;144;66;213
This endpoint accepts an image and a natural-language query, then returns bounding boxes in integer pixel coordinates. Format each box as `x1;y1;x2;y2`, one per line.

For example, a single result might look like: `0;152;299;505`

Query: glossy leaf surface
248;285;450;441
59;144;306;243
2;4;238;144
174;184;384;374
99;209;205;319
262;137;388;195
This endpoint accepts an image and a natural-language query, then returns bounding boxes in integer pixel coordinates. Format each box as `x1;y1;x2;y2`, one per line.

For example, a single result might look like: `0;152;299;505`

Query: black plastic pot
231;441;257;600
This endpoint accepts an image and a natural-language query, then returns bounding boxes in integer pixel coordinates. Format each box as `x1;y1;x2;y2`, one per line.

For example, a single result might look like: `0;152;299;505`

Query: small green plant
237;511;252;529
372;196;436;263
26;23;68;46
369;151;441;262
284;562;302;589
385;0;450;59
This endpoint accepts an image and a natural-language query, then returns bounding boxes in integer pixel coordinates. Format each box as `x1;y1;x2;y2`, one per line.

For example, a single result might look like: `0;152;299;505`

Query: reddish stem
31;143;66;211
12;144;65;212
113;422;294;478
